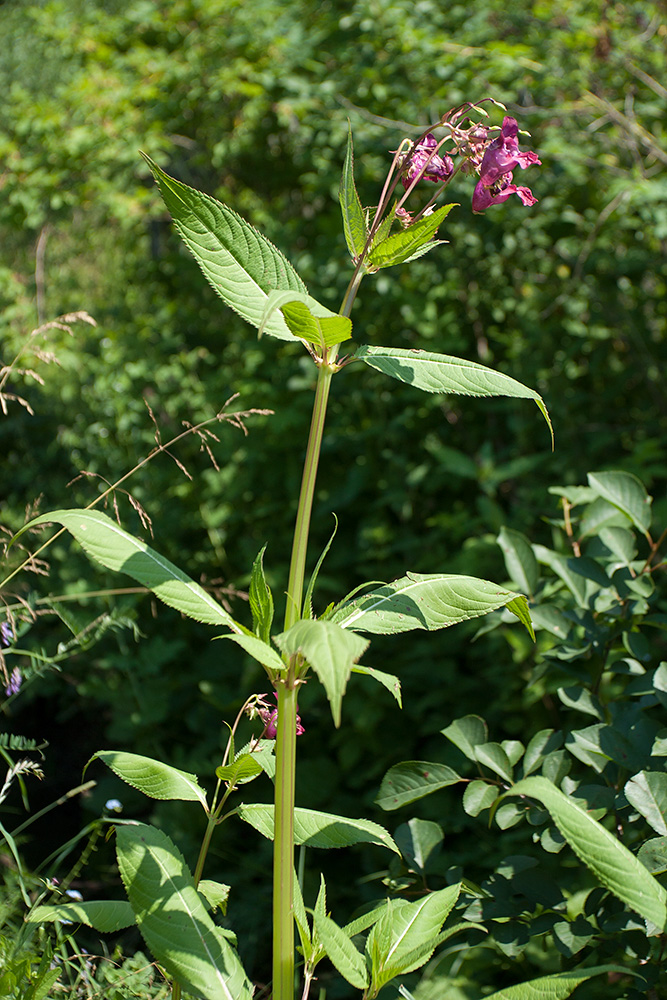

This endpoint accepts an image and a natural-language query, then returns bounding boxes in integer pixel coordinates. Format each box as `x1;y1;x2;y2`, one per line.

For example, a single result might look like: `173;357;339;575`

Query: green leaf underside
274;619;369;726
482;966;633;1000
281;300;352;349
506;777;667;930
376;761;462;810
116;823;252;1000
91;751;208;808
27;900;135;932
588;471;652;533
330;572;533;639
368;204;455;269
23;510;244;632
353;345;553;444
339;123;367;260
141;154;306;341
236;804;399;854
218;633;286;675
625;771;667;836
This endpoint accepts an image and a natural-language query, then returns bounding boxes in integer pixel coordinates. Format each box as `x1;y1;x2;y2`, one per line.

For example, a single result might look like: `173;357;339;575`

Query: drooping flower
401;133;454;189
472;116;540;213
258;692;305;739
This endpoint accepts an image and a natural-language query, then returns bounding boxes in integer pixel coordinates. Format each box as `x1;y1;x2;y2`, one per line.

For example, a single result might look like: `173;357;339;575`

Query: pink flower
472;116;540;212
402;133;454;189
258;692;305;739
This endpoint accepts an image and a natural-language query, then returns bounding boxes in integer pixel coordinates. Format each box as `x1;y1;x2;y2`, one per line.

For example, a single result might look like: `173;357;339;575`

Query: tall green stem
272;268;364;1000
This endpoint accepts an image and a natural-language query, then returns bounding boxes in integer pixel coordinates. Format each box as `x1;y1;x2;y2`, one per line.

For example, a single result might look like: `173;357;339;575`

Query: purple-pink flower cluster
258;692;305;739
396;112;540;215
401;133;454;190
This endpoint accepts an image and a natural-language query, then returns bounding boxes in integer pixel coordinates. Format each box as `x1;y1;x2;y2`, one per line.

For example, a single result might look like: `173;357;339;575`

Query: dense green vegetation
1;0;666;996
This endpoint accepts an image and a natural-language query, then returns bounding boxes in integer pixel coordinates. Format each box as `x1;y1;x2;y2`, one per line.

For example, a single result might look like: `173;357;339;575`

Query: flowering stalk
272;267;364;1000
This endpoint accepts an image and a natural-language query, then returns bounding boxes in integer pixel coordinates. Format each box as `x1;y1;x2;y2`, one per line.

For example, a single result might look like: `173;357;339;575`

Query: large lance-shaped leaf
504;777;667;930
26;900;135;932
587;471;652;534
367;204;455;269
89;751;208;809
367;884;461;990
481;966;632;1000
116;822;252;1000
352;345;552;444
339;123;368;261
329;572;534;639
237;804;399;854
141;154;306;341
20;510;244;633
273;619;369;726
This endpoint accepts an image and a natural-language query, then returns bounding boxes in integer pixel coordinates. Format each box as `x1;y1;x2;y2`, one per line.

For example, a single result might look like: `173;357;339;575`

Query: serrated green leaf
292;868;313;963
624;771;667;836
339;124;368;261
353;346;552;445
198;880;230;913
330;572;533;638
367;884;460;990
116;822;252;1000
505;777;667;930
249;545;274;643
351;664;402;705
26;900;135;932
215;753;263;786
282;299;352;349
218;633;286;676
368;204;454;269
141;154;305;341
482;966;632;1000
314;913;369;989
498;527;540;597
375;761;461;810
18;510;245;632
587;471;652;534
303;514;338;620
274;619;368;726
90;751;208;809
237;804;399;853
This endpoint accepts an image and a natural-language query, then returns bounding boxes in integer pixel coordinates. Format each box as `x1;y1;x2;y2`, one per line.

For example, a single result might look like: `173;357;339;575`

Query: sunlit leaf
18;510;245;632
141;154;306;341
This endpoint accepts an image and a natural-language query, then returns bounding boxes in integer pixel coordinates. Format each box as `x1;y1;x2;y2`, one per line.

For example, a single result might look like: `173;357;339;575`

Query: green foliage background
1;0;666;991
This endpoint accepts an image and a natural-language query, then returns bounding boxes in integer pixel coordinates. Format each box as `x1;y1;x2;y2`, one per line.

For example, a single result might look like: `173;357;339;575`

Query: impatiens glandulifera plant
12;102;624;1000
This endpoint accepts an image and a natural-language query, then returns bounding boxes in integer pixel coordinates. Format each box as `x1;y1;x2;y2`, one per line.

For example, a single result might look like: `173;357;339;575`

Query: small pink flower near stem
257;692;305;739
472;116;541;213
401;133;454;189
